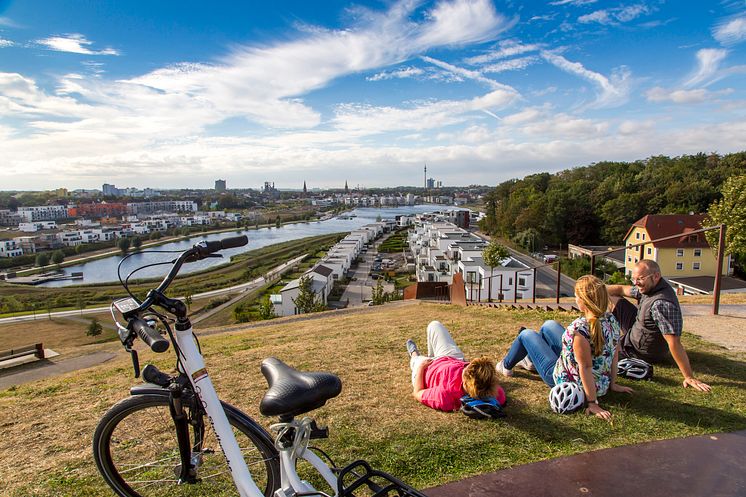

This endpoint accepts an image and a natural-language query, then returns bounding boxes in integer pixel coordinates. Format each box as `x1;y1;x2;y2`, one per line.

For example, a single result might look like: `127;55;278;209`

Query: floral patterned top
552;313;620;396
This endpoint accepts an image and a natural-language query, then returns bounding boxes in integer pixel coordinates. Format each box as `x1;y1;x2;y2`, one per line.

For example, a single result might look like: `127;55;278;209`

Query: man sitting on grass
407;320;506;412
606;259;711;392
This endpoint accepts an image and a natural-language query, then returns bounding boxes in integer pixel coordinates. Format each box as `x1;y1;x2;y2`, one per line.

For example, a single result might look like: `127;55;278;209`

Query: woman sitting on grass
496;275;633;420
407;320;506;412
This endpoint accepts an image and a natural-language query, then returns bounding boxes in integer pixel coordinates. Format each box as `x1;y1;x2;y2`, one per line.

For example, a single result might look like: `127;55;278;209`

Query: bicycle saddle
259;357;342;418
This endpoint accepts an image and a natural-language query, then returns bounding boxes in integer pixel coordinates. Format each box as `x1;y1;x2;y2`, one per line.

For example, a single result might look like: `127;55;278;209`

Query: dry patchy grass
1;301;745;496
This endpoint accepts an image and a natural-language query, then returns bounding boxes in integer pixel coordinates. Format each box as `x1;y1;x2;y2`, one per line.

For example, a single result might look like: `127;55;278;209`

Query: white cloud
36;34;120;55
713;16;746;45
684;48;728;87
465;39;541;65
645;86;733;104
331;89;518;134
0;38;14;48
541;51;630;108
367;66;424;81
550;0;598;5
578;4;650;25
421;55;519;93
482;56;538;73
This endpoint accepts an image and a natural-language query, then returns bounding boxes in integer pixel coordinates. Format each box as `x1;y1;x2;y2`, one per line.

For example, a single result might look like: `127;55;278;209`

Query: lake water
39;205;440;287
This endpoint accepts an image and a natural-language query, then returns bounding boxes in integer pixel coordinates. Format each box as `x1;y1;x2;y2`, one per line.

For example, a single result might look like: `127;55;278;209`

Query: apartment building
18;205;69;222
0;240;23;258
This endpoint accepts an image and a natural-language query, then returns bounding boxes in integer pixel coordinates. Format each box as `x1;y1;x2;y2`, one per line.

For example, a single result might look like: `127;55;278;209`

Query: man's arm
412;358;433;401
606;284;635;298
662;334;712;392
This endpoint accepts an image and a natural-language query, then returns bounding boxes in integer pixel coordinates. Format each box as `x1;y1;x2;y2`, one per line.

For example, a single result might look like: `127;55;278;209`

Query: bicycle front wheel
93;393;279;497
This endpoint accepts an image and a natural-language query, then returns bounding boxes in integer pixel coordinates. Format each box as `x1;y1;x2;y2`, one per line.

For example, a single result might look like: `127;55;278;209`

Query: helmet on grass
459;395;505;420
549;382;584;414
617;358;654;380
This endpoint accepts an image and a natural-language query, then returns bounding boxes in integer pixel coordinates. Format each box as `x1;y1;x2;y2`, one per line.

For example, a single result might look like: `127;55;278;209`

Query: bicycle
93;235;426;497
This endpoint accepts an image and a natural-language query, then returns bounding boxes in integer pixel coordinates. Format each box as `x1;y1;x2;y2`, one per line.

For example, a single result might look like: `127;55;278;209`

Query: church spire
344;180;349;194
303;180;307;195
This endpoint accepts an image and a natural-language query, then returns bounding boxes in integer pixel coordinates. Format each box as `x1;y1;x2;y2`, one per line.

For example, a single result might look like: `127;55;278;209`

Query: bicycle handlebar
126;235;249;316
129;317;170;353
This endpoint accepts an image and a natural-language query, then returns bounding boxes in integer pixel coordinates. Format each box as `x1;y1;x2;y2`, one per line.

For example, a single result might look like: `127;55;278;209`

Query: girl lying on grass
406;320;506;412
496;274;634;420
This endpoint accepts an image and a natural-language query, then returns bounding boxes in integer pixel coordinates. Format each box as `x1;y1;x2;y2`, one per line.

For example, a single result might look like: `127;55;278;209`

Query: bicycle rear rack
337;459;427;497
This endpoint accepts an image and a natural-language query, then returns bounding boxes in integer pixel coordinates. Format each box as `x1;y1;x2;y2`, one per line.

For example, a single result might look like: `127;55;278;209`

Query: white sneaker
496;360;513;377
517;356;535;372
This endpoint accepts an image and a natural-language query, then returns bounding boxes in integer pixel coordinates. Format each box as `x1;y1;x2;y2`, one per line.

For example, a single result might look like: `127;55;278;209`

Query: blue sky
1;0;745;191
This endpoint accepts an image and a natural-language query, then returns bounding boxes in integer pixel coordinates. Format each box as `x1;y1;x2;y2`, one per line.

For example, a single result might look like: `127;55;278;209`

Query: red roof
624;214;710;248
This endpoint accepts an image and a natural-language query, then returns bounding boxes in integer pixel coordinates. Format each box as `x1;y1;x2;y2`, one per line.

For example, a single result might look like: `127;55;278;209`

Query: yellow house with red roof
623;214;732;279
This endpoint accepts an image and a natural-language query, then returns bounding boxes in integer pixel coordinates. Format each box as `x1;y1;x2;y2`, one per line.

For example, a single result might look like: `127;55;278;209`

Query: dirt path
681;304;746;352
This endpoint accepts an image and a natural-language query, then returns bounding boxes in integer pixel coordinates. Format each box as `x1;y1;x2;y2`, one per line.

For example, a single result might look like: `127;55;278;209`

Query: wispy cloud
645;86;733;103
713;16;746;45
482;56;538;73
578;4;651;25
540;51;630;107
367;66;424;81
0;38;14;48
0;17;21;28
550;0;598;6
684;48;728;87
331;89;518;134
465;39;541;65
36;34;120;55
420;55;519;94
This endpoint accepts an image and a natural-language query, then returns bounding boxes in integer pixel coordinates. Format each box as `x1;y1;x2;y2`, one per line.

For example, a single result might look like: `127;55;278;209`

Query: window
635;246;639;252
634;258;639;263
519;277;526;286
647;247;652;255
635;232;640;240
694;249;701;257
508;277;513;285
676;249;684;257
693;262;701;270
676;262;683;270
628;256;632;262
642;233;646;240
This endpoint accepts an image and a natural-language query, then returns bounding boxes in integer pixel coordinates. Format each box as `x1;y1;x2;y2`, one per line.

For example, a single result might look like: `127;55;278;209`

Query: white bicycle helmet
618;358;654;380
549;382;585;414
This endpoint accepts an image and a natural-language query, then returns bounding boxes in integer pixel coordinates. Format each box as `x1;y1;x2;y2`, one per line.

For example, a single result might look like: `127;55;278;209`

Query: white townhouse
0;240;23;258
408;218;535;301
18;221;58;233
57;231;84;247
18;205;68;222
274;273;329;317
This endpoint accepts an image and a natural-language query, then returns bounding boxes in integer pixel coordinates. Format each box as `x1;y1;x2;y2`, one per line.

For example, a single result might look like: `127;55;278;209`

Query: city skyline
1;1;745;191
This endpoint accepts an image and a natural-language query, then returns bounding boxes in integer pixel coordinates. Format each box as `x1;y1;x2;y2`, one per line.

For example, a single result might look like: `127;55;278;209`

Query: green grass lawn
1;302;744;496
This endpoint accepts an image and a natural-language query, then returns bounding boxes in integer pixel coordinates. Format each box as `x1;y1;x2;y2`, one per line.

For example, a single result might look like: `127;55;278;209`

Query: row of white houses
408;216;535;302
270;220;396;316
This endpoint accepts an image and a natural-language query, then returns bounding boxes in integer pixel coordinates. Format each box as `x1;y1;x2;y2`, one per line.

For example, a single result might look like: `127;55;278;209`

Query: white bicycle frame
174;323;340;497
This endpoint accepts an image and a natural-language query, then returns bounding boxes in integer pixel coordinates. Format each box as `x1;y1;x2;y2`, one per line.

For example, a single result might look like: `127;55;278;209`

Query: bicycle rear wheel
93;393;279;497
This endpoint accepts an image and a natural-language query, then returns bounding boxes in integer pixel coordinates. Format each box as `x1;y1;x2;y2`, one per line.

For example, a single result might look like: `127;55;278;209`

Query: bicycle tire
93;392;280;497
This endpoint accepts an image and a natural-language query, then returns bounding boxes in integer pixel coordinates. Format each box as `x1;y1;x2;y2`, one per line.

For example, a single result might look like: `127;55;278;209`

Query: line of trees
479;152;746;251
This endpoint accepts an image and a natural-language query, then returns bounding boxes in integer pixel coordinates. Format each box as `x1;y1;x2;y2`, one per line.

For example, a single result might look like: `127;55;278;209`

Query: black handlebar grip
130;318;170;353
220;235;248;249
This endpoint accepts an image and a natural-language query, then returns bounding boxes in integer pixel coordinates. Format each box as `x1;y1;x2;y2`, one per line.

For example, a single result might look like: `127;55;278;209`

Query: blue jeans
503;320;564;387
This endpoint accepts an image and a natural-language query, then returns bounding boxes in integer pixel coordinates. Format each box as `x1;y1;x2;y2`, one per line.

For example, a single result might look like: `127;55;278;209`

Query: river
38;205;440;287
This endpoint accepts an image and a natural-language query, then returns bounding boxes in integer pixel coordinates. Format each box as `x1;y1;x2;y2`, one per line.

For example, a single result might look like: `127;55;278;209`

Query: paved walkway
0;351;117;390
425;430;746;497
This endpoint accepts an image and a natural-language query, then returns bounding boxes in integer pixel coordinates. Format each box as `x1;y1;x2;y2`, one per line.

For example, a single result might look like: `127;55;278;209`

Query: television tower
424;163;427;189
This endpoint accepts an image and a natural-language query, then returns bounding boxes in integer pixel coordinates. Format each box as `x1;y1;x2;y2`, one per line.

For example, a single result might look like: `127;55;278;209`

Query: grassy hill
1;301;745;496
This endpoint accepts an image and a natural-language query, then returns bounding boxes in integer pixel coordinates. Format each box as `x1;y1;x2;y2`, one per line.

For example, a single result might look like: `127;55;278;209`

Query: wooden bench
0;343;45;364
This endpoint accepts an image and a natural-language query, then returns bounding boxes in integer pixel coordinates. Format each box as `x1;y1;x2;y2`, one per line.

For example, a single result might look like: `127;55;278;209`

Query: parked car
543;254;558;263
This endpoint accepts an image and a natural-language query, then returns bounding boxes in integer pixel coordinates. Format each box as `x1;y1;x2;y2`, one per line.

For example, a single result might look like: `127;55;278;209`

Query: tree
51;250;65;268
35;252;50;267
132;237;143;250
86;318;103;337
371;278;386;305
118;237;131;255
706;175;746;260
482;241;509;302
275;216;282;229
292;275;326;314
258;297;276;320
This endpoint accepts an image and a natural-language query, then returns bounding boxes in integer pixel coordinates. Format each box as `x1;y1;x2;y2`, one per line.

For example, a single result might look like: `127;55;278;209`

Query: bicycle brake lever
130;349;140;378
